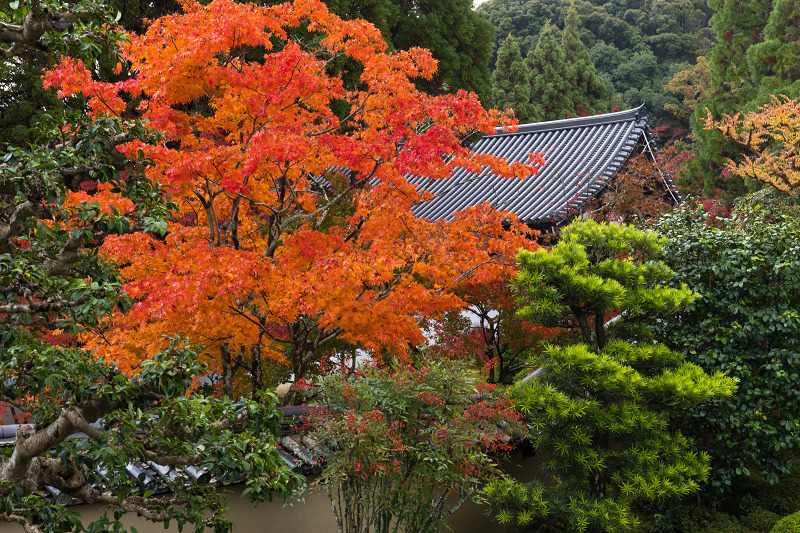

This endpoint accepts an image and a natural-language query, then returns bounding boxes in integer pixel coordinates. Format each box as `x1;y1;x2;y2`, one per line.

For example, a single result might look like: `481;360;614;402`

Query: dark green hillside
478;0;713;120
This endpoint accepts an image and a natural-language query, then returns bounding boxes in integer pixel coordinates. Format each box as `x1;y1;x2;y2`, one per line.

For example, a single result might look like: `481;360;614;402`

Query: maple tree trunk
220;343;233;398
349;350;357;374
250;342;263;398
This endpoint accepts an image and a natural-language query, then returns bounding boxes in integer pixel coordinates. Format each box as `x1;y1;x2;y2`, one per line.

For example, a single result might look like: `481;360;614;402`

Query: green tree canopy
707;0;773;95
685;0;800;200
383;0;495;101
492;34;533;121
526;21;575;121
478;0;711;120
656;198;800;492
562;3;612;115
684;0;775;199
747;0;800;97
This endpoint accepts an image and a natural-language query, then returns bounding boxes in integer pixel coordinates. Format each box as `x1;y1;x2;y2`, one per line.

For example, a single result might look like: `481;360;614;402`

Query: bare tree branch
0;0;95;55
0;512;43;533
0;200;48;254
0;295;91;315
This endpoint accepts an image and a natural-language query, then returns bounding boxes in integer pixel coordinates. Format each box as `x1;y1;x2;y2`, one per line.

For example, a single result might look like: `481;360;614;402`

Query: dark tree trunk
251;342;263;399
221;343;233;398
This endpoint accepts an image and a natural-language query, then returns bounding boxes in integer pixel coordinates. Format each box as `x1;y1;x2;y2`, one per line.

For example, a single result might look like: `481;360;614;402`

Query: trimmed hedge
771;510;800;533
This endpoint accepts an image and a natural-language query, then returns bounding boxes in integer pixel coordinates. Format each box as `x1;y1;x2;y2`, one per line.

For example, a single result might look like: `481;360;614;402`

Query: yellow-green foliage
515;220;695;349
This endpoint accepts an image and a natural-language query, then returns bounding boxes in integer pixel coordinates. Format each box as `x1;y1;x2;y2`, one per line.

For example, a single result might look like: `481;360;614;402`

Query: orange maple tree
45;0;542;394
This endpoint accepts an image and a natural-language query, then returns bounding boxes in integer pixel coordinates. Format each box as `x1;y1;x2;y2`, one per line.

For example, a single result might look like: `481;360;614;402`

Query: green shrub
489;220;736;532
743;508;781;532
681;507;745;533
657;203;800;493
771;510;800;533
772;464;800;512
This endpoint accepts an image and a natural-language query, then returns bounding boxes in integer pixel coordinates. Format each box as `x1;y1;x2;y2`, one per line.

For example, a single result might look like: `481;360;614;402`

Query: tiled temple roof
412;105;676;229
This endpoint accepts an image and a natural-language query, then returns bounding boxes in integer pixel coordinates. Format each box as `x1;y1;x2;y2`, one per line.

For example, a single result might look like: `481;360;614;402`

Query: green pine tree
747;0;800;98
485;220;737;533
526;21;575;121
707;0;773;96
492;34;534;121
684;0;773;199
561;3;612;115
390;0;495;101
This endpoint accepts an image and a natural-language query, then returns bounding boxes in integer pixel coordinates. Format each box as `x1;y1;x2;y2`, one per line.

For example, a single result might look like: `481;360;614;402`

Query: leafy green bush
680;507;746;533
771;464;800;511
657;202;800;492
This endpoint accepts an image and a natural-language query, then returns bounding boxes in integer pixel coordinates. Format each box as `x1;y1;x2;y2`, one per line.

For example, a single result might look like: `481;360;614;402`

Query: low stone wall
0;451;543;533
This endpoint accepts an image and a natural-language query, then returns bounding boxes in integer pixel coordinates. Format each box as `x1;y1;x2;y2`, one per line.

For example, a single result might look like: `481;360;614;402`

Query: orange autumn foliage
45;0;542;387
704;95;800;192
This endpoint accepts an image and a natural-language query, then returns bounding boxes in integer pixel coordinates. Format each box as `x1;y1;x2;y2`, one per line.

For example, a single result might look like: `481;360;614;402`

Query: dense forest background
481;0;713;121
477;0;800;204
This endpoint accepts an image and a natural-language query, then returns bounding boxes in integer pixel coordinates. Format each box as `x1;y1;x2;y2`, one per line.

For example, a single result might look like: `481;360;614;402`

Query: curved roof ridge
495;104;646;137
411;103;670;228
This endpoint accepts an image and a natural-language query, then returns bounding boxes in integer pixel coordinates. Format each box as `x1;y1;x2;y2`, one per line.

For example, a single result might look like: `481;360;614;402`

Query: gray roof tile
412;105;657;227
